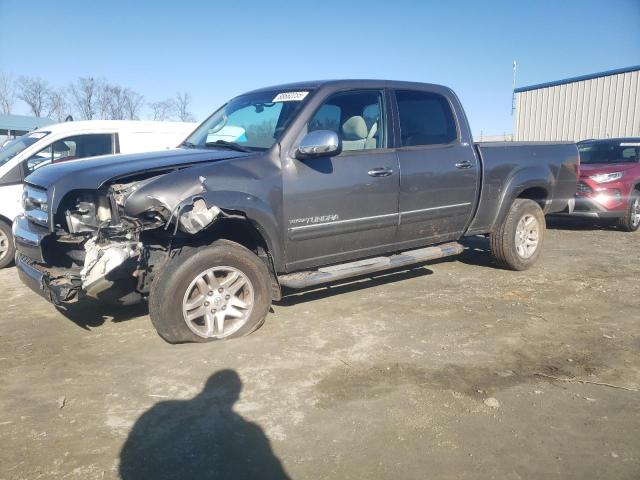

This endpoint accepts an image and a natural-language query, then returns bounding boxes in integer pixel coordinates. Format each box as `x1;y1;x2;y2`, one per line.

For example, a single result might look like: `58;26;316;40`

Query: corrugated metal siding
514;69;640;141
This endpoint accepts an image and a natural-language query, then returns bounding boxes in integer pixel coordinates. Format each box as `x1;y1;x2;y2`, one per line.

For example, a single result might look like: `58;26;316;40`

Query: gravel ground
0;218;639;479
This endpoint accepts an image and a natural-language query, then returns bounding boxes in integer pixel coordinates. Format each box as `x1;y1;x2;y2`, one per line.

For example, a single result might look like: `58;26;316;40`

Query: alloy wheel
515;214;540;259
182;266;254;339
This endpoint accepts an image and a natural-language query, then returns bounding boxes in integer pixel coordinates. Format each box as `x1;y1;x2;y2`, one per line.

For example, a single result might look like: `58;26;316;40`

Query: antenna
511;60;517;115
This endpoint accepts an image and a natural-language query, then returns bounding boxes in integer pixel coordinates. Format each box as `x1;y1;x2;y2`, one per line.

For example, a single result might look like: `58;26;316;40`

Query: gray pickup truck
14;80;578;343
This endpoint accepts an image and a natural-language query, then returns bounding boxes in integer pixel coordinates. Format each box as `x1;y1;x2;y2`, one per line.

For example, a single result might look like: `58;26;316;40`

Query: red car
565;138;640;231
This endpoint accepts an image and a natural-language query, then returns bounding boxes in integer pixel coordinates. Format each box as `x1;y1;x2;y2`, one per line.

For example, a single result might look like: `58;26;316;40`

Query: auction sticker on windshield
273;91;309;102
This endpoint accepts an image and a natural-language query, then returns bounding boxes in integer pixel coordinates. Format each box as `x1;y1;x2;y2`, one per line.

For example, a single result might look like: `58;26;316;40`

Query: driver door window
308;90;385;152
24;134;114;174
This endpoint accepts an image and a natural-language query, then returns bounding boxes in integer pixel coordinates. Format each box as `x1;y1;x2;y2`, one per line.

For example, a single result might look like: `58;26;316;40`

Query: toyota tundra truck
13;80;578;343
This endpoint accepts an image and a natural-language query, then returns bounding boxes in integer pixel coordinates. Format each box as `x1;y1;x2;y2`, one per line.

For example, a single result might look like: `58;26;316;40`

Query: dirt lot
1;219;639;479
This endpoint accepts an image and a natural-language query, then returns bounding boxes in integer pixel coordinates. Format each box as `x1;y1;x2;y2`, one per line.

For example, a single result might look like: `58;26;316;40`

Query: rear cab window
394;90;458;147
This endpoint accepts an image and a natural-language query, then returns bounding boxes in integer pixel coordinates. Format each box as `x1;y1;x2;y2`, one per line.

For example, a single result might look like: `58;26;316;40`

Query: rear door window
395;90;457;147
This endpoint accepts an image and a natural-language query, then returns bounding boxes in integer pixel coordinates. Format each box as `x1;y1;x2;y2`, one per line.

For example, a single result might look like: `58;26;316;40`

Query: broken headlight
64;192;112;233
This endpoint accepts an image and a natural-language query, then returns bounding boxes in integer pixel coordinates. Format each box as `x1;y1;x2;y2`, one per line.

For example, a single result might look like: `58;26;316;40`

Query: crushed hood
25;148;250;192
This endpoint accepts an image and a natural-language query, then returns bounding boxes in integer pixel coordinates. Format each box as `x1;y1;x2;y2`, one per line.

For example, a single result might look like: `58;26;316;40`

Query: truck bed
466;141;579;235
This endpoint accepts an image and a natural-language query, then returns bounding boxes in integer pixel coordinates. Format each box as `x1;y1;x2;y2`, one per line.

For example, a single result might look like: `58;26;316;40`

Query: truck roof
244;79;452;95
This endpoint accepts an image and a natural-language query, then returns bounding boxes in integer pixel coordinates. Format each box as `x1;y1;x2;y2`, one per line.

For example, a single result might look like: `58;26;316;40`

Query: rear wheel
616;190;640;232
149;240;272;343
0;220;15;269
490;199;545;271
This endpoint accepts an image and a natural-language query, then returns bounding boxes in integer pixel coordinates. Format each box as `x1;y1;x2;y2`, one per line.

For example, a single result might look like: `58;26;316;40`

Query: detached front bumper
15;254;83;304
13;215;83;305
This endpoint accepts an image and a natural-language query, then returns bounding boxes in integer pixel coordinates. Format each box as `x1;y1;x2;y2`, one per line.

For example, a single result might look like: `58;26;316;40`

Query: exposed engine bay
54;172;231;303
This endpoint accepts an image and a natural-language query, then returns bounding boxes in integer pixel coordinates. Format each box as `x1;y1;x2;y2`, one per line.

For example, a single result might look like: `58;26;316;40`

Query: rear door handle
368;167;393;177
455;160;473;169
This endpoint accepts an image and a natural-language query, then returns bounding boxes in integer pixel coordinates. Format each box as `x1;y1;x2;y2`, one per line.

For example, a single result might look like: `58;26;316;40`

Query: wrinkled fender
122;155;285;269
468;164;555;235
491;166;554;230
190;189;283;267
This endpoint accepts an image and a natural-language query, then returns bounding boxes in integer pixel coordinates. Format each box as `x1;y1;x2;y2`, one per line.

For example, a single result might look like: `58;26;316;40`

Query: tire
490;199;545;271
616;190;640;232
149;240;272;343
0;220;15;269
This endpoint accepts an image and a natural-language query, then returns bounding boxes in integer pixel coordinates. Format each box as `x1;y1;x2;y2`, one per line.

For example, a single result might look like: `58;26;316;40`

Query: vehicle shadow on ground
57;300;149;330
276;265;436;306
545;216;620;232
454;236;501;269
119;369;291;480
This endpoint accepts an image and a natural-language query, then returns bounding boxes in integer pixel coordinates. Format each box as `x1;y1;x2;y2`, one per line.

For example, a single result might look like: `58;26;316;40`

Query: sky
1;0;639;136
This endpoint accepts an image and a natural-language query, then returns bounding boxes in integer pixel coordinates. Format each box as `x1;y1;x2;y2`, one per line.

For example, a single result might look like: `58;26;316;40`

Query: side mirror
295;130;341;160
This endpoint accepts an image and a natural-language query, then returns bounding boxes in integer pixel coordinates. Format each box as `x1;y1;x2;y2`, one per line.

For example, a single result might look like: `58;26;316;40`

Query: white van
0;120;196;268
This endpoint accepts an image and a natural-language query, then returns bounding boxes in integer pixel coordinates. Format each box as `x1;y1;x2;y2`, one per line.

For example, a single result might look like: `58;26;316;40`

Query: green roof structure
0;114;54;136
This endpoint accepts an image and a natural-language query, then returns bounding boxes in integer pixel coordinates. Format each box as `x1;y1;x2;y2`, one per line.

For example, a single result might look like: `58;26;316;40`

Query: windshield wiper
180;140;196;148
204;140;251;153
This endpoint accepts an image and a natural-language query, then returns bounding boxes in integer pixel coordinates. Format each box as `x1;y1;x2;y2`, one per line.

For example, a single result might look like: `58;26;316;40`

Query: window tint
25;134;113;174
395;90;457;147
187;90;309;151
578;143;640;164
622;147;638;160
308;90;385;151
0;131;48;168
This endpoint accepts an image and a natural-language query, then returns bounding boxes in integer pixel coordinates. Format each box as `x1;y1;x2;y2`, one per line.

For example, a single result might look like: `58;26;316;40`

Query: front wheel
149;240;272;343
490;199;545;271
0;220;15;269
616;190;640;232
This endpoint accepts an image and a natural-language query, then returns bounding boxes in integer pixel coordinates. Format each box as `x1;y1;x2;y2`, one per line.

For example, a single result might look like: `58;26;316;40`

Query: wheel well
0;214;12;227
209;217;269;254
517;187;548;210
179;216;269;255
178;216;282;300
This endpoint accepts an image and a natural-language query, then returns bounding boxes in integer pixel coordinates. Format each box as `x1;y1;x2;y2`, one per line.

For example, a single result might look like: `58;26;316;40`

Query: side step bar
278;242;464;289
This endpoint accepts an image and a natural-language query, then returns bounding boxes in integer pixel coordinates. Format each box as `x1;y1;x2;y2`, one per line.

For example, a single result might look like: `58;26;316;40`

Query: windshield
0;132;49;168
578;142;640;165
185;90;312;151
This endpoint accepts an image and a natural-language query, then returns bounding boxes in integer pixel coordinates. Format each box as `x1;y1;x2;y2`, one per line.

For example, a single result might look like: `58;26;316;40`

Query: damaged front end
41;172;228;305
15;252;84;304
81;237;142;297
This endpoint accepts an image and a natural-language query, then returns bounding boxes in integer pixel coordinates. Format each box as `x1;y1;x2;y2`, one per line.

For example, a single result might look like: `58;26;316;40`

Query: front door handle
368;167;393;177
455;160;473;169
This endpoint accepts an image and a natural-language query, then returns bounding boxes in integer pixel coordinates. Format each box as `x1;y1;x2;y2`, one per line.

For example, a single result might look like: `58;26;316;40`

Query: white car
0;120;196;268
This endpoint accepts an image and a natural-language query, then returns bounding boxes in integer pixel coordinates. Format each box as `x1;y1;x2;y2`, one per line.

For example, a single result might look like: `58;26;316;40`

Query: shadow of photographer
119;369;290;480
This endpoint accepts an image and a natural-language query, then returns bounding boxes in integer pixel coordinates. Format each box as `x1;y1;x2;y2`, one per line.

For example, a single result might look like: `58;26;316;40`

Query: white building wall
514;68;640;141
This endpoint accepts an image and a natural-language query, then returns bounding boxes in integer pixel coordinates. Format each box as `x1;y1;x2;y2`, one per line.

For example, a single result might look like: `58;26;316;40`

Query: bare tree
69;77;98;120
96;82;112;119
107;84;126;120
96;83;125;119
0;72;17;114
95;83;144;120
17;76;51;117
175;92;195;122
46;88;70;122
123;88;144;120
149;99;176;121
